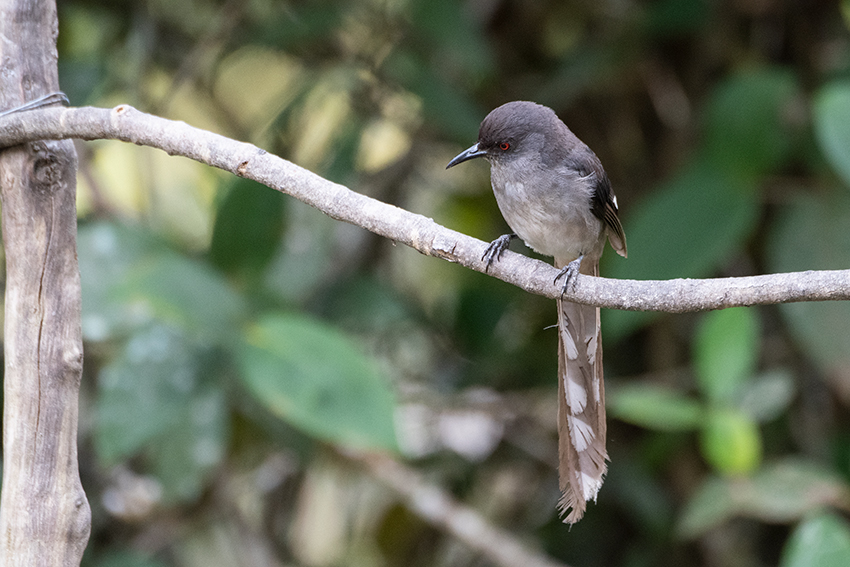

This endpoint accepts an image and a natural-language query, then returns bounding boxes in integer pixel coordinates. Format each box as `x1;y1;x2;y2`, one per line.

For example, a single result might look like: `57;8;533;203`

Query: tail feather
555;259;607;523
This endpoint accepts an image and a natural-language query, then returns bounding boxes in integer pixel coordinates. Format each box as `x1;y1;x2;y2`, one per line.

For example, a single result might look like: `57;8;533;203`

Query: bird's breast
490;169;604;263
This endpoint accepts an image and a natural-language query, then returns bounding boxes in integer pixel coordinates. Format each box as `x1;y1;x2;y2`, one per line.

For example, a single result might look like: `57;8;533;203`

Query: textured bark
0;0;91;565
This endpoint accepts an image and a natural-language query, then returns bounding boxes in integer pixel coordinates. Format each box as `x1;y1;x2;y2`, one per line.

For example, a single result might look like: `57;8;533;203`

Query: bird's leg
554;254;584;296
0;92;69;118
482;233;517;271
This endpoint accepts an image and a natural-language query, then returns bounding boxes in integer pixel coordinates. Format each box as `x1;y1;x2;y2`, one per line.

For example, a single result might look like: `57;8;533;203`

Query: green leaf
238;313;398;451
78;221;246;343
96;325;199;463
744;460;850;523
120;253;245;344
677;476;737;538
608;383;703;431
319;276;413;333
700;407;762;475
604;159;759;340
814;81;850;187
767;192;850;377
149;387;228;501
694;308;760;404
679;459;850;538
703;68;799;178
608;161;758;282
95;325;228;500
782;513;850;567
78;221;163;341
262;204;338;304
210;179;285;277
737;369;796;422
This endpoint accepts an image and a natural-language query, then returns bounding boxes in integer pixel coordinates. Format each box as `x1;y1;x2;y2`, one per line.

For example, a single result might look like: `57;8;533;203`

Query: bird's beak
446;143;487;169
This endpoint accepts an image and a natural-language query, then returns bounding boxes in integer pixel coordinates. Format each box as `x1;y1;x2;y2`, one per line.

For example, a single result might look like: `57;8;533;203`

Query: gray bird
446;101;627;523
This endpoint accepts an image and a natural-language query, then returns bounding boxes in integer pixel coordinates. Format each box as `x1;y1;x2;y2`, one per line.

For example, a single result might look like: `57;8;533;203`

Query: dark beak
446;143;487;169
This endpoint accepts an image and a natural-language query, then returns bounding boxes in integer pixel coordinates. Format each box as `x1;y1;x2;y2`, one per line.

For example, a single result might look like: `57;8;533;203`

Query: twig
1;104;849;312
347;451;571;567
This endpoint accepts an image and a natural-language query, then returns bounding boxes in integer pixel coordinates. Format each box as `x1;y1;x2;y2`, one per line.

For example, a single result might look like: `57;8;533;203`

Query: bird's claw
482;234;516;272
554;255;584;296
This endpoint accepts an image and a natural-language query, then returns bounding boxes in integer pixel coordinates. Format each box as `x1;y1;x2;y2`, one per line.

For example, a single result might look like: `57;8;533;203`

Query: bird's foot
482;233;516;272
554;255;584;296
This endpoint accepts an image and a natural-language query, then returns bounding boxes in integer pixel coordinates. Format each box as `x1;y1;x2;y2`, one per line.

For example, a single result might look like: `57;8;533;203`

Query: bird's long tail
555;259;607;524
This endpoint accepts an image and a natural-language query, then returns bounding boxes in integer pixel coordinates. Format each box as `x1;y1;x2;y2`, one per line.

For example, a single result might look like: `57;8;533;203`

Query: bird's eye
499;142;510;151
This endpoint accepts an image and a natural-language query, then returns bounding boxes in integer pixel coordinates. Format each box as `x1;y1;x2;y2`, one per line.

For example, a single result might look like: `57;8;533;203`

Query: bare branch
2;104;848;312
348;451;571;567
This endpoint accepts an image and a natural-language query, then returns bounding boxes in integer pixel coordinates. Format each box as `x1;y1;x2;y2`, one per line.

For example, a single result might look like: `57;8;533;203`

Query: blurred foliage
14;0;850;565
238;312;398;451
781;512;850;567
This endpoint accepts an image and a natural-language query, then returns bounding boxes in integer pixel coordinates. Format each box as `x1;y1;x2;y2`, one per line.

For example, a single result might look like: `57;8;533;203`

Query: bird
446;101;627;523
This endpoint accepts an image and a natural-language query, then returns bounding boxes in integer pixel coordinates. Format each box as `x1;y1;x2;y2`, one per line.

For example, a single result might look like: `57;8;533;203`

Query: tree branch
348;451;571;567
1;104;848;312
0;2;90;564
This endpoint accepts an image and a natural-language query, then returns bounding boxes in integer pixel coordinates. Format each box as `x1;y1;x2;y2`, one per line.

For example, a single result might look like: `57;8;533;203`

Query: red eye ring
499;142;510;151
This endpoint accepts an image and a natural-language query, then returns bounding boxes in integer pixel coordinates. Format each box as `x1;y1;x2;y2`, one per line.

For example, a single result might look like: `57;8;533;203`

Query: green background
35;0;850;565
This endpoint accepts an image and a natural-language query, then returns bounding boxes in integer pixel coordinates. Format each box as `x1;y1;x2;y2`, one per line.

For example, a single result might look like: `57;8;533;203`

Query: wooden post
0;0;91;565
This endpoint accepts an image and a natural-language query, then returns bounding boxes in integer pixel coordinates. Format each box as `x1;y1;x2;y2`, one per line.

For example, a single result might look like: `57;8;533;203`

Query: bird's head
446;101;557;169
